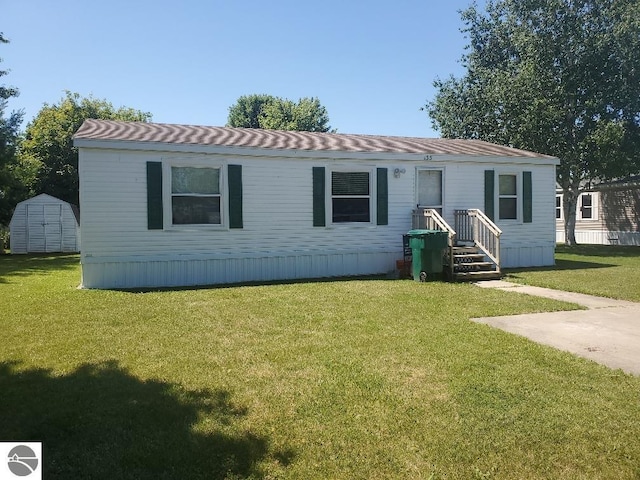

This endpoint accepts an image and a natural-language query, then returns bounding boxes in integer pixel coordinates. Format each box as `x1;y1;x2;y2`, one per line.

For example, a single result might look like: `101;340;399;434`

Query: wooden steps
447;245;501;281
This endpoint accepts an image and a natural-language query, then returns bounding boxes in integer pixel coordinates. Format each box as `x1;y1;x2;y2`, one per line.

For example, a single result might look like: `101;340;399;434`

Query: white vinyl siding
77;146;558;288
445;163;556;268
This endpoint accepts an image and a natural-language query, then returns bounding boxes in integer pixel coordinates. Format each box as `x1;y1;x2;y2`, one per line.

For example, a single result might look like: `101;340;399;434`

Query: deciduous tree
227;94;333;132
427;0;640;244
20;92;151;206
0;32;25;227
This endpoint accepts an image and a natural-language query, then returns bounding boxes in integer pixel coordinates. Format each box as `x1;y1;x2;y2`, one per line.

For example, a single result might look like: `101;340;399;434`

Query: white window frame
556;194;563;220
577;192;598;221
496;171;521;222
329;167;375;225
162;159;226;229
416;168;445;214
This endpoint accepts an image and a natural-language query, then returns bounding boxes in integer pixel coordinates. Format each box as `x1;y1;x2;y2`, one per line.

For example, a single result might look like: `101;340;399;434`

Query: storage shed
9;194;80;253
74;119;559;289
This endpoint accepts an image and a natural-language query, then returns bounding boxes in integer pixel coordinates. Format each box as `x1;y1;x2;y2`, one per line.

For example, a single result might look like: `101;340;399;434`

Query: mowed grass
505;244;640;302
1;255;639;479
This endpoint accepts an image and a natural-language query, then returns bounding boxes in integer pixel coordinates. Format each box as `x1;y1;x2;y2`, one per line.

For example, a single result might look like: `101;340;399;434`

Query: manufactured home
74;119;559;289
556;178;640;245
9;193;80;254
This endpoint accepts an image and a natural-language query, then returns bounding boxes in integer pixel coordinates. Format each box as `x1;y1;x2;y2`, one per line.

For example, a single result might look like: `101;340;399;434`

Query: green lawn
1;254;639;479
505;244;640;302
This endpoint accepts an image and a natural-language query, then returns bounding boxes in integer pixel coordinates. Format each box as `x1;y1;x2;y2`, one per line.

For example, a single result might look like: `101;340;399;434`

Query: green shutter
228;164;243;229
312;167;326;227
147;161;163;230
523;171;532;223
376;167;388;225
484;170;495;221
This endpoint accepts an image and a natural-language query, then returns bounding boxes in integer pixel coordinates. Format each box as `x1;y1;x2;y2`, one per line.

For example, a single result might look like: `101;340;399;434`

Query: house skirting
80;249;401;289
81;241;557;289
500;243;556;269
556;230;640;246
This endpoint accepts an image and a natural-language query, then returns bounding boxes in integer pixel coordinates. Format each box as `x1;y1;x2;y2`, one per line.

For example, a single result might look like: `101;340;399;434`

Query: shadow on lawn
504;257;616;275
0;361;293;479
114;274;391;294
0;254;79;283
555;244;640;258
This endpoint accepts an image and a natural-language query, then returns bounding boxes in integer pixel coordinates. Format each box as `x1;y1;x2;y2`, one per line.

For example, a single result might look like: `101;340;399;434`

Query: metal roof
74;119;556;158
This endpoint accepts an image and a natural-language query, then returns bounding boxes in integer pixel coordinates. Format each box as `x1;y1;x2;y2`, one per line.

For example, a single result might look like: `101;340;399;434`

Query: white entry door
417;169;443;214
27;204;62;252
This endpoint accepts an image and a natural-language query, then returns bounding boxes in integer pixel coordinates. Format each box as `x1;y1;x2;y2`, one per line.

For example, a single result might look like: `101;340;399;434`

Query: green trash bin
407;229;449;281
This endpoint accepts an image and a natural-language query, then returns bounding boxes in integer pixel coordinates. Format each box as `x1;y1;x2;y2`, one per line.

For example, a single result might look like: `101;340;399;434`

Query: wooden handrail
467;209;502;236
412;208;456;237
454;209;501;269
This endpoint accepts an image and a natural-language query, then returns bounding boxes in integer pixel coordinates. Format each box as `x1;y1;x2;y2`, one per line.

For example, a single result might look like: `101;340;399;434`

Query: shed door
417;169;443;214
27;204;62;252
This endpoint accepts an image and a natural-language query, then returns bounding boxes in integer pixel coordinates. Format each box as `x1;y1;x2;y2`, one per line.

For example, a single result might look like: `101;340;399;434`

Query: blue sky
3;0;481;138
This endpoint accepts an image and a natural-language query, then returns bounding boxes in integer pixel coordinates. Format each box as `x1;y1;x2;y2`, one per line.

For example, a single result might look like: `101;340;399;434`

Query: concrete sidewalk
472;281;640;375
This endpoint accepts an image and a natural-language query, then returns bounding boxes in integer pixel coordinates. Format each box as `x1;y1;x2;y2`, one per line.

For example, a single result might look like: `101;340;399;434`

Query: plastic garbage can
406;229;449;281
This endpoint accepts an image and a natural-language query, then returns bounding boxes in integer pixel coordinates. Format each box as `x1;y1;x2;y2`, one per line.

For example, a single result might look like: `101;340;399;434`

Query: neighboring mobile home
556;177;640;245
9;193;80;254
74;119;559;289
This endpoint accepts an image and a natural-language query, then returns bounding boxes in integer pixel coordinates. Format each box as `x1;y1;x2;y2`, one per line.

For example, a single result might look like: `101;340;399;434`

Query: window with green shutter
485;170;533;222
146;161;243;229
313;167;388;226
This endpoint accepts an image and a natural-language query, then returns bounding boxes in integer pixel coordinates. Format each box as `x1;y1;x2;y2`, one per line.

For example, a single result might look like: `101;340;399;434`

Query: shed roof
12;193;80;224
74;119;556;159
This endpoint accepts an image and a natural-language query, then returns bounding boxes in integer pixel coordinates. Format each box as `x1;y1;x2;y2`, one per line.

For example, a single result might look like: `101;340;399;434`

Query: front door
417;169;443;214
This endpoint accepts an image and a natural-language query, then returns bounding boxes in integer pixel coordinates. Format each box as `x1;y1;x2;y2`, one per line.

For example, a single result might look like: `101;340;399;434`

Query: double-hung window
331;171;371;223
498;174;518;220
485;169;532;223
556;195;562;219
171;166;221;225
579;193;594;219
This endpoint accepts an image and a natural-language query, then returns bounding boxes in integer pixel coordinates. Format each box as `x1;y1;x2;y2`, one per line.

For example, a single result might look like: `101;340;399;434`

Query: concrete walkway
472;281;640;375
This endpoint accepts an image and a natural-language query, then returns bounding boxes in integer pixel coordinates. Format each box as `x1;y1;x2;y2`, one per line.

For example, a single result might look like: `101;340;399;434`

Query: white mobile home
556;178;640;245
9;193;80;254
74;119;559;289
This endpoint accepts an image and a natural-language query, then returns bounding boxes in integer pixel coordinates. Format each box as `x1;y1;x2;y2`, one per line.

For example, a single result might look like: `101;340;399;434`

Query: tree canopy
227;94;333;132
427;0;640;244
0;32;24;227
19;92;151;206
